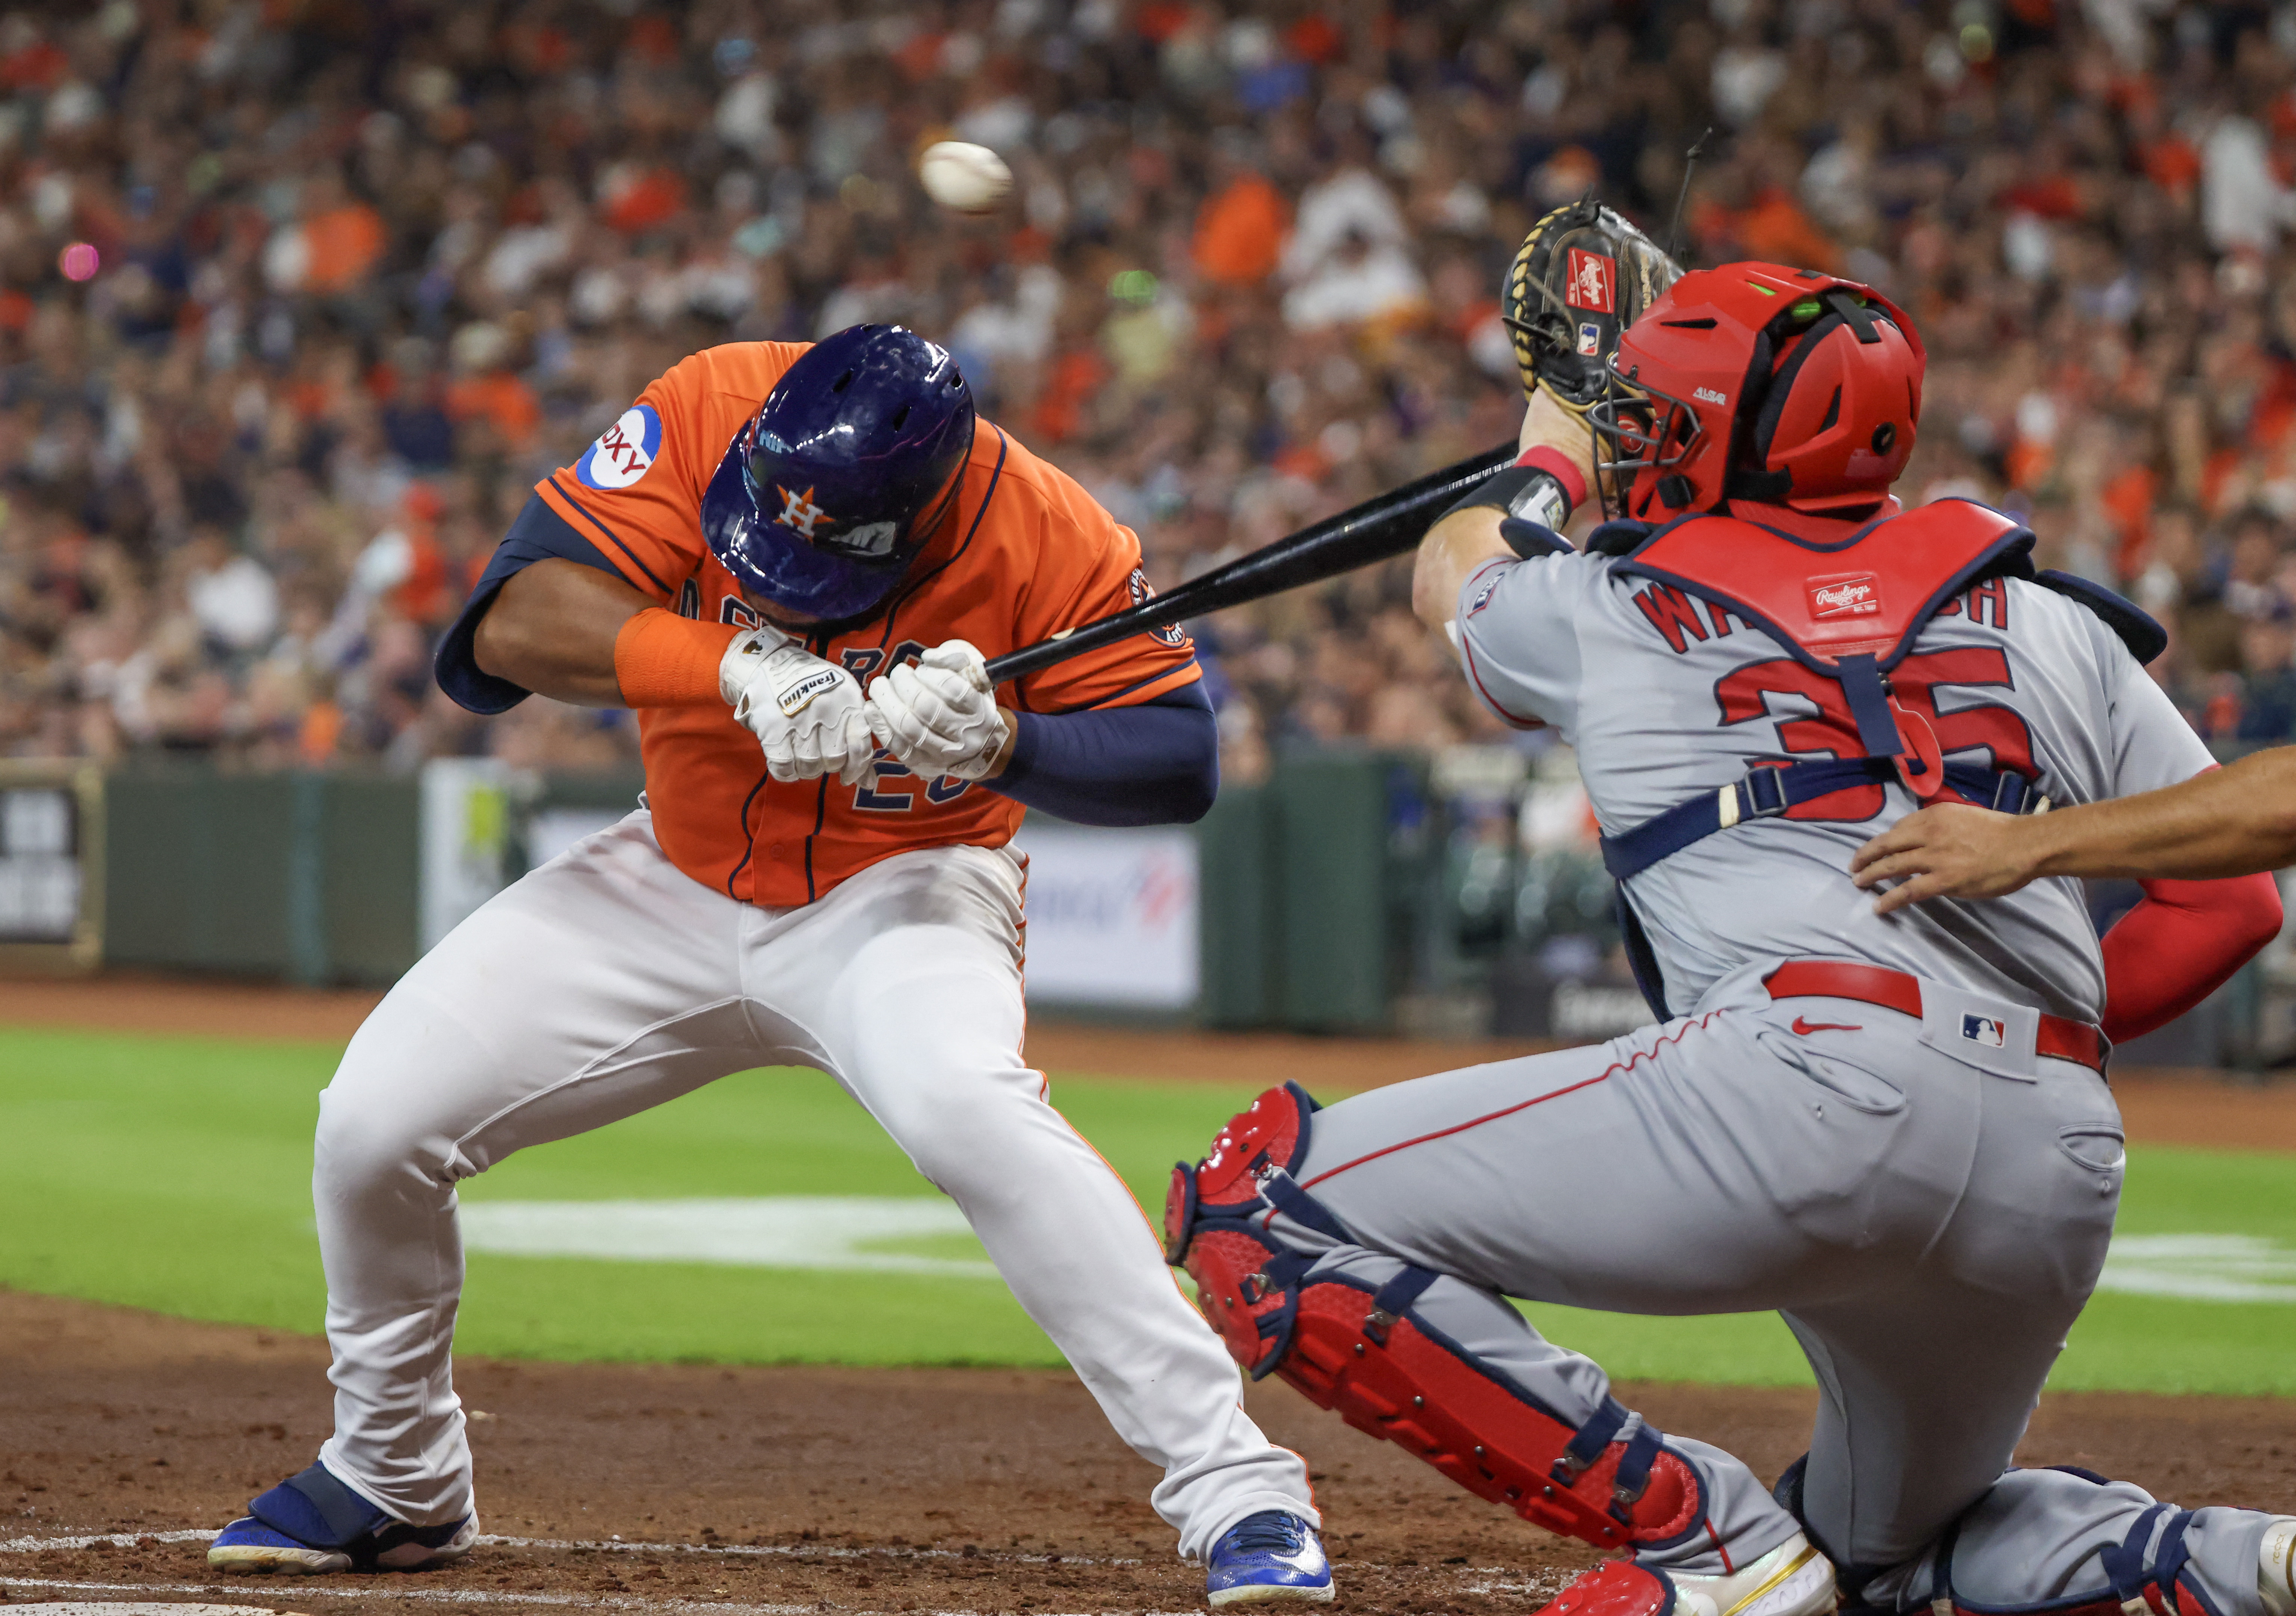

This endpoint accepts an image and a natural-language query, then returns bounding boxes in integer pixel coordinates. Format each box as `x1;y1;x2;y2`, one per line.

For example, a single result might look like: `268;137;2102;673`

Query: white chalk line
487;1535;1144;1569
0;1527;1562;1609
0;1530;1143;1569
0;1576;814;1612
3;1531;218;1553
0;1579;1205;1616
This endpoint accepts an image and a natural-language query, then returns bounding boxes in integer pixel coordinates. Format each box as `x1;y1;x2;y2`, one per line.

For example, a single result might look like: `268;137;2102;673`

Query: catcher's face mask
1585;367;1708;520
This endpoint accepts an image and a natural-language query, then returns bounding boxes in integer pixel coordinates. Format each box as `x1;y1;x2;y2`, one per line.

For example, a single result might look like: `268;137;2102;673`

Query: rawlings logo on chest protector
1808;573;1883;620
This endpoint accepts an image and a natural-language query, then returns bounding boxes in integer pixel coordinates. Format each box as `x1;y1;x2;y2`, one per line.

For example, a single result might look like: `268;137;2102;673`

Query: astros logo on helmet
775;485;829;536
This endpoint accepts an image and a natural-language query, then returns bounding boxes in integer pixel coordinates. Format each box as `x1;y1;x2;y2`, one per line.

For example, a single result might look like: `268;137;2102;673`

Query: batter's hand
719;630;879;787
1850;802;2045;915
866;639;1014;781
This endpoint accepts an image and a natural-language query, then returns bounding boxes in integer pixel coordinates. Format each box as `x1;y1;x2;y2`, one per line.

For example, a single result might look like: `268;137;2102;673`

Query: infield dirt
5;1288;2296;1616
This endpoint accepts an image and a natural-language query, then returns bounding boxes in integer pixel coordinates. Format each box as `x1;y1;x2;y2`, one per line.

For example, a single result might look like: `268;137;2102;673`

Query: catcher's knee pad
1165;1080;1336;1263
1163;1083;1703;1554
1164;1081;1344;1374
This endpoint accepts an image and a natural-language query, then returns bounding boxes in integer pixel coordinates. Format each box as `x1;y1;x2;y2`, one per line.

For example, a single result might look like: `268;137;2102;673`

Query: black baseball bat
984;441;1515;685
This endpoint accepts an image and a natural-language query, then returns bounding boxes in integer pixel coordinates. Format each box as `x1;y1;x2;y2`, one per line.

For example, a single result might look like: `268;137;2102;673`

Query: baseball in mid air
918;140;1012;213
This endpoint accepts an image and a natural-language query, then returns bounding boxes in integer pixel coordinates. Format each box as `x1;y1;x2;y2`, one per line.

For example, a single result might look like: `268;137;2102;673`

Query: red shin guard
1171;1081;1702;1555
1188;1233;1698;1550
1273;1280;1699;1550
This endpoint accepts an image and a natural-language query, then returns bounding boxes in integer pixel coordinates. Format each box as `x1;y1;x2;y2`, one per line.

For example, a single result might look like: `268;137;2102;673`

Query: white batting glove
719;629;878;787
864;639;1012;781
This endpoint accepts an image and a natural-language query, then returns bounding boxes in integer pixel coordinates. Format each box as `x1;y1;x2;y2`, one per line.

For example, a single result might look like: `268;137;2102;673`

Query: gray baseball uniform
1458;557;2212;1020
1243;546;2275;1613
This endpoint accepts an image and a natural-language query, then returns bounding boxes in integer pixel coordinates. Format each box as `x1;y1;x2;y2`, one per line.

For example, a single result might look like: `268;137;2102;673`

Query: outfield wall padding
104;769;420;986
91;757;1414;1023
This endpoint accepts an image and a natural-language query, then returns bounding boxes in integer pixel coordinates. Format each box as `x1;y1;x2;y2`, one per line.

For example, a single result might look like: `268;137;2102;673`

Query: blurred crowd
8;0;2296;781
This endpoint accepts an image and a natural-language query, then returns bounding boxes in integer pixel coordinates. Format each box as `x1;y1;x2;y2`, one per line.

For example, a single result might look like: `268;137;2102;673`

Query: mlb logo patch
1576;321;1601;357
1807;572;1882;619
1565;249;1616;313
1961;1014;2006;1048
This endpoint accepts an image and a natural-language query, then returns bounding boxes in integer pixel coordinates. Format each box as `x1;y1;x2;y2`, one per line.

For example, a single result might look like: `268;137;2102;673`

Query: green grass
2;1024;2292;1392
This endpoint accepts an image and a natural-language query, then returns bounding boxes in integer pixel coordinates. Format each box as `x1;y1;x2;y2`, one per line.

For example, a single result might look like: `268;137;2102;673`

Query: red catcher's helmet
1589;261;1926;523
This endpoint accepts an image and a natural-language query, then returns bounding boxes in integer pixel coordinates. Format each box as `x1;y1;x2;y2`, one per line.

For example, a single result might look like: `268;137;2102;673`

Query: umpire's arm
1850;748;2296;911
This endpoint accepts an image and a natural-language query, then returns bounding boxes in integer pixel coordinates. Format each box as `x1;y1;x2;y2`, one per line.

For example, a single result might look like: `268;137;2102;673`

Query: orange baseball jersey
534;341;1200;908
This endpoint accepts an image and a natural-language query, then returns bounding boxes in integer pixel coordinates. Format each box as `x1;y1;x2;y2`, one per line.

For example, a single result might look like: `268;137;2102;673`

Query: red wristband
1516;446;1588;514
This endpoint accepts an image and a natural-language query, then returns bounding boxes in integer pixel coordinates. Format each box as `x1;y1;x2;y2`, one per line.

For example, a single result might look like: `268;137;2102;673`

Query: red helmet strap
1721;320;1792;503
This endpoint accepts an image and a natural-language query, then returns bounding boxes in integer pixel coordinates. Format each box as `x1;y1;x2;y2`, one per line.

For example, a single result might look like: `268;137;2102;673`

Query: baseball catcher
1166;228;2296;1616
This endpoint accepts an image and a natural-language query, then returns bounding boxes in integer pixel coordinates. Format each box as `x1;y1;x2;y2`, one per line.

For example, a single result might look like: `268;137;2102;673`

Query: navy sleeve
434;492;625;715
988;680;1218;826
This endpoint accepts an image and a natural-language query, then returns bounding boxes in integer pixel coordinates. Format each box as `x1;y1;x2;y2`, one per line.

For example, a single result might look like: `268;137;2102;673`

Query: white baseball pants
310;810;1312;1558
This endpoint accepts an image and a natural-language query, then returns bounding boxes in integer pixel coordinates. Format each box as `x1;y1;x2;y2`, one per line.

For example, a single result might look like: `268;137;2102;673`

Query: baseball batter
205;325;1331;1605
1164;260;2292;1616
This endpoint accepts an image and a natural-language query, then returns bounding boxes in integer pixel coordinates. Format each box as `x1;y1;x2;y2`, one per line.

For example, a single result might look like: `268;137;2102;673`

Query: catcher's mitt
1503;200;1683;414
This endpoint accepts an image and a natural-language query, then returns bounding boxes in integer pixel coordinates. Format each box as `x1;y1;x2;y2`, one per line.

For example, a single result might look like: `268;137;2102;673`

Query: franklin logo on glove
774;666;845;717
719;631;880;787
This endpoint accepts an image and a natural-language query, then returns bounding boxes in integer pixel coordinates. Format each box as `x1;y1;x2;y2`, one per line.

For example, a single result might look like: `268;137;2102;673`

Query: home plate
4;1606;310;1615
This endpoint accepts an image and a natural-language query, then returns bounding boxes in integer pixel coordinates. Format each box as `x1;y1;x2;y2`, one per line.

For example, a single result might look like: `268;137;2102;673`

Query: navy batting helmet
700;325;975;623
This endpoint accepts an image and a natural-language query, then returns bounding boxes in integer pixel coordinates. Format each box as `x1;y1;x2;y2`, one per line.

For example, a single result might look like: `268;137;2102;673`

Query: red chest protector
1591;497;2166;1018
1619;498;2036;791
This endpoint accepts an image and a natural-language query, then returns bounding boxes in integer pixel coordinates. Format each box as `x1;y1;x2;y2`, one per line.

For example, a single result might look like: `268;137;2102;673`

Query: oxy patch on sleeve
577;404;664;490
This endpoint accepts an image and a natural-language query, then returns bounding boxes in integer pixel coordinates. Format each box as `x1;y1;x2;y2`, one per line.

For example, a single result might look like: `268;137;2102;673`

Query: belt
1762;961;2107;1075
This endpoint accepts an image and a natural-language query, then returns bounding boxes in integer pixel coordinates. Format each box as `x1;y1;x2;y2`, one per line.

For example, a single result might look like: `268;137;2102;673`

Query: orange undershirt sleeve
613;607;745;708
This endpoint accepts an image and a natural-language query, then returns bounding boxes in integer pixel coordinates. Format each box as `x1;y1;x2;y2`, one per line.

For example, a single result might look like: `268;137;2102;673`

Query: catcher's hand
1503;199;1683;414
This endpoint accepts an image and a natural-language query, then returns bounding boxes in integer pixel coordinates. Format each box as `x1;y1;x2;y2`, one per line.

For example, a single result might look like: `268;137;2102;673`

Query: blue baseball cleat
208;1462;478;1574
1205;1509;1335;1606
